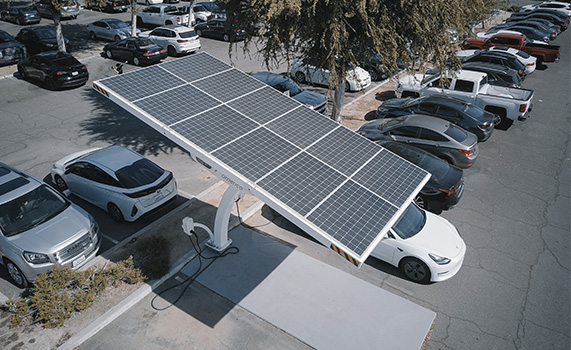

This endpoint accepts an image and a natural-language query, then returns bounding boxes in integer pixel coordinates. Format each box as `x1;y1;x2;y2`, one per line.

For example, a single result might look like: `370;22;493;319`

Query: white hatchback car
139;25;201;56
51;146;177;223
370;203;466;283
291;58;372;92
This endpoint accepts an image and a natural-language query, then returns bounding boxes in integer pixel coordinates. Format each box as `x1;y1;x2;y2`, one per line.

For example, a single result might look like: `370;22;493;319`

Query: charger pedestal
205;185;242;253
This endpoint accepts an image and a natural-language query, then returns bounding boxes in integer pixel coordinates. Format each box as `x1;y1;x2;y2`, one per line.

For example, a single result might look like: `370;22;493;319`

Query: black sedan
15;26;71;55
1;6;41;25
0;30;27;66
461;51;527;78
376;95;496;142
378;141;464;214
103;37;167;66
17;51;89;90
194;19;245;42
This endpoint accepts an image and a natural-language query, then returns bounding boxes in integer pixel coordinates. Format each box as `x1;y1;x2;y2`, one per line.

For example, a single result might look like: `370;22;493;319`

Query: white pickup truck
136;4;192;27
396;70;534;128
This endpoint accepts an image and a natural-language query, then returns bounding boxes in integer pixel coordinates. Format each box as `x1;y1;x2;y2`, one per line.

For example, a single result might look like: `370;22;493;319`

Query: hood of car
379;98;409;110
347;66;369;80
6;205;90;253
407;210;465;259
292;90;327;108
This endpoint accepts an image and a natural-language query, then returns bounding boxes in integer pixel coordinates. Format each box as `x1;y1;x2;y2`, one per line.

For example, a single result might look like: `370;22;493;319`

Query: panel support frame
206;185;242;253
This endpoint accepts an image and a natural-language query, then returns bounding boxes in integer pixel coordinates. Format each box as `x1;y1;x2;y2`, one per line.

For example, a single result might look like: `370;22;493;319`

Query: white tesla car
371;203;466;283
51;145;177;222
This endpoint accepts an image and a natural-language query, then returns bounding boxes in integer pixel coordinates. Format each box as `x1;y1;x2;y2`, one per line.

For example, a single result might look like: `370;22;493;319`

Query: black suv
15;26;71;55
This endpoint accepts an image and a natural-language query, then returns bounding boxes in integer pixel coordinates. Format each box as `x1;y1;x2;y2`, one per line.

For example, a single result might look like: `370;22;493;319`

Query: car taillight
143;51;154;56
56;71;67;75
551;31;556;36
518;69;524;75
508;83;521;88
439;187;458;196
519;104;527;113
478;122;492;129
526;63;534;66
177;39;188;43
457;149;473;157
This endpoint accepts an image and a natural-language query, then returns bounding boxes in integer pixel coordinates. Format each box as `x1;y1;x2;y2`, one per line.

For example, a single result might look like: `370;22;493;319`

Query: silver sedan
87;19;140;42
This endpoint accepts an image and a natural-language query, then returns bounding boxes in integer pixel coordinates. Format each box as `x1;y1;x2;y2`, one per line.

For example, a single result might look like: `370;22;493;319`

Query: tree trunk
131;0;137;37
330;81;345;122
54;14;66;52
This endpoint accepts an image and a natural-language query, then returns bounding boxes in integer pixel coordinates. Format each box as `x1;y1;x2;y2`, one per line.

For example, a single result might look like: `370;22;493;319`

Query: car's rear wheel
89;31;97;40
195;29;202;36
167;45;177;57
367;69;378;82
17;65;25;78
5;259;28;289
400;257;431;284
108;203;124;222
133;56;141;66
54;175;67;191
294;71;306;83
223;33;230;42
414;194;427;210
16;18;21;25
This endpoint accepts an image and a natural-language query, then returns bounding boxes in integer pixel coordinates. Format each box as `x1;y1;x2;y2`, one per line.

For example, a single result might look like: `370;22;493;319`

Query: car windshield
392;203;426;239
138;39;156;48
53;57;79;67
115;159;164;188
109;21;129;29
401;96;425;108
179;30;198;38
444;124;468;142
462;104;485;119
35;29;56;39
164;5;178;13
20;7;36;12
421;73;439;85
0;32;15;42
516;50;530;59
0;185;69;237
282;78;303;96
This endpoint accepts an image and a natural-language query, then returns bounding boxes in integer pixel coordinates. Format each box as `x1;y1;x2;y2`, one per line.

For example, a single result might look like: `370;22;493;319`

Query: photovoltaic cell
257;152;346;216
228;86;302;125
161;54;232;83
102;66;186;102
353;150;428;207
307;181;398;256
212;127;301;182
134;85;220;126
307;127;381;177
93;52;430;264
265;107;339;149
193;69;267;102
170;105;260;152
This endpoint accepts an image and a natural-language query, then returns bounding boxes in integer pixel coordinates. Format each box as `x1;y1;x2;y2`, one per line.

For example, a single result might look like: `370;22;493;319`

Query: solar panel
93;52;430;266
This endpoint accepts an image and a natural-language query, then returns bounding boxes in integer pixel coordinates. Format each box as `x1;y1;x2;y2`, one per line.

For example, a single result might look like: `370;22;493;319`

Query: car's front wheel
223;33;230;42
5;259;29;289
195;29;202;37
89;31;97;40
54;175;67;191
105;49;113;59
167;45;177;57
108;203;124;222
400;257;431;284
17;65;25;78
133;56;141;66
294;71;306;83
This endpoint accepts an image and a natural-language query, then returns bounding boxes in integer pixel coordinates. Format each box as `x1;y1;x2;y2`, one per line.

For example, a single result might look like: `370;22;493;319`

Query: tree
223;0;494;122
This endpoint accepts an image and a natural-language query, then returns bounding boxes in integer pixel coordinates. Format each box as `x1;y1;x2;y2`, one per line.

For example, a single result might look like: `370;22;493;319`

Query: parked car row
0;146;178;288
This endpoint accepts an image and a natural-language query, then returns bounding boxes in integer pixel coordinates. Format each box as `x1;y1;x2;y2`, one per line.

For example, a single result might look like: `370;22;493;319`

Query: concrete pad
181;226;436;350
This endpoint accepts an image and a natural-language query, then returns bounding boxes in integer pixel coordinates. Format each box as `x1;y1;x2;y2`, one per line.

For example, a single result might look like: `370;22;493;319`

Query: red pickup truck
461;33;561;64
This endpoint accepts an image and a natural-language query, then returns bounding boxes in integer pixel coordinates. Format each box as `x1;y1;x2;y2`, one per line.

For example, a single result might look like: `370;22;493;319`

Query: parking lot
0;2;570;349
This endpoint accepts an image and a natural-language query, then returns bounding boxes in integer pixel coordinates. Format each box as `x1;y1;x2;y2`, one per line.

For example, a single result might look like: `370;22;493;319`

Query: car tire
17;65;26;78
223;33;230;42
401;91;420;98
137;17;144;26
114;35;121;42
105;49;113;59
45;77;54;90
400;257;431;284
195;29;202;37
344;80;350;92
145;0;150;5
108;203;124;222
16;18;21;25
133;56;141;66
294;71;306;83
414;194;427;210
167;45;177;57
54;175;68;191
367;69;378;82
5;259;29;289
90;31;97;40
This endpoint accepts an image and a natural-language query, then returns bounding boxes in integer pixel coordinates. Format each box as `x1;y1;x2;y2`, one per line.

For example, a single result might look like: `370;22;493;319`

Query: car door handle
397;247;403;252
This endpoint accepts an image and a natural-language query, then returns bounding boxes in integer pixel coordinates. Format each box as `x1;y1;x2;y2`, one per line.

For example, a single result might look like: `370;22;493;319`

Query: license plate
72;254;86;268
72;71;78;76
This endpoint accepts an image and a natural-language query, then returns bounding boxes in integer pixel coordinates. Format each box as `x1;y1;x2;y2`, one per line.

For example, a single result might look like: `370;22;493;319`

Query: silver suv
0;163;100;288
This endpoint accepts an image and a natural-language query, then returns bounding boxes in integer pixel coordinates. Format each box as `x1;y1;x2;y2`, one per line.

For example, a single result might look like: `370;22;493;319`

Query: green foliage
5;258;144;329
224;0;493;93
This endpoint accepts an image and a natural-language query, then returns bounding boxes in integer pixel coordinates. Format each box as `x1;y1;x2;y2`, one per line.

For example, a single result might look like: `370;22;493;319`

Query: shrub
5;257;144;328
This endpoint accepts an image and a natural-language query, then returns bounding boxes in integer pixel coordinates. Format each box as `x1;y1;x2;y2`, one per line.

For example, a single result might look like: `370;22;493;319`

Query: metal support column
205;185;242;252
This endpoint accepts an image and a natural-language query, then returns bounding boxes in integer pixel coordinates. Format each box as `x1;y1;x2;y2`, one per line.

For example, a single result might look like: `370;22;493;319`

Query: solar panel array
94;52;429;263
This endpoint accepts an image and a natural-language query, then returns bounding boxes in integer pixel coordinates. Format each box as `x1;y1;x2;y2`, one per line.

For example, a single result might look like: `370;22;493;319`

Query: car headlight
23;251;50;264
429;253;451;265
